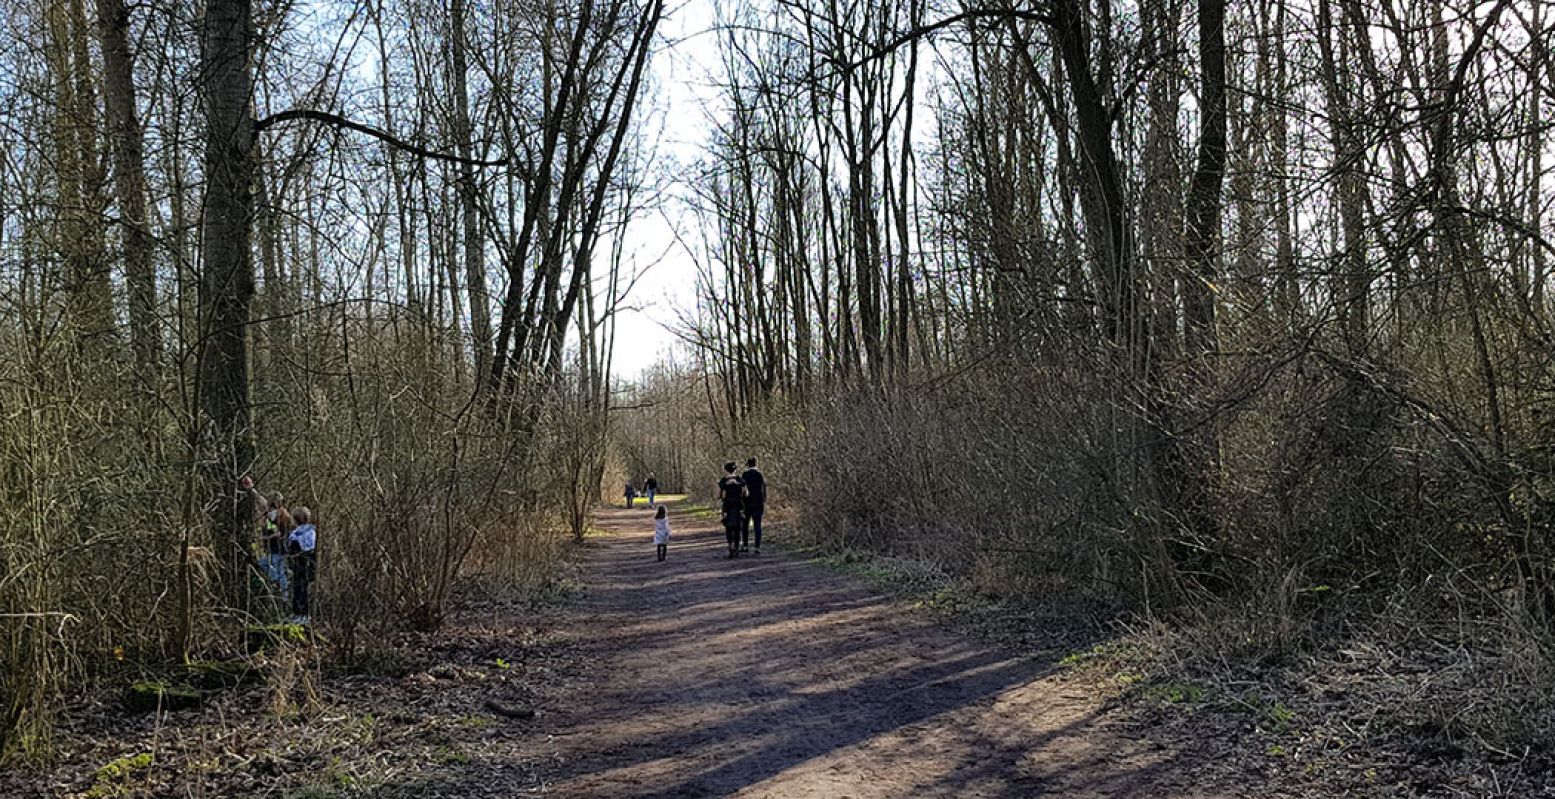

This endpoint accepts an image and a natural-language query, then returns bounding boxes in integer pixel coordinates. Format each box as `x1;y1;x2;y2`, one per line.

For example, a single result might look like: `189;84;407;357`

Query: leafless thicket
627;0;1555;746
0;0;662;755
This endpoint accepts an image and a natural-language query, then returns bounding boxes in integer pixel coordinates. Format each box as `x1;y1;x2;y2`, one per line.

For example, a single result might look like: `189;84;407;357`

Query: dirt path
4;502;1235;798
530;504;1223;798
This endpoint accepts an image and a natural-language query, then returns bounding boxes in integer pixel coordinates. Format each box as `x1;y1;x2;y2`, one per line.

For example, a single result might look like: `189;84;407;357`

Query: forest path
531;502;1221;798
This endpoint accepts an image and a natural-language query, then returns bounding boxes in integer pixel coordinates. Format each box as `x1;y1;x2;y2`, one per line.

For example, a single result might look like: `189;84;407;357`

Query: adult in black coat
741;458;767;554
718;462;746;558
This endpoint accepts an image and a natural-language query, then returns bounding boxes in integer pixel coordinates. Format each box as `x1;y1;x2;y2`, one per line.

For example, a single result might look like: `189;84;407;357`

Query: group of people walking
639;458;769;561
719;458;766;558
241;475;319;623
623;475;658;508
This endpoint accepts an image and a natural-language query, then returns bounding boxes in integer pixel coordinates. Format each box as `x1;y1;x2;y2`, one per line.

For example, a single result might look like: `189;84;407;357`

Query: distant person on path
644;475;658;507
624;481;637;509
653;504;671;561
718;462;747;559
741;458;767;555
288;506;319;623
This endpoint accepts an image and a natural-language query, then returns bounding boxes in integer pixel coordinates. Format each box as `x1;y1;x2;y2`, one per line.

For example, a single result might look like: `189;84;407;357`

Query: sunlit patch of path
525;502;1224;798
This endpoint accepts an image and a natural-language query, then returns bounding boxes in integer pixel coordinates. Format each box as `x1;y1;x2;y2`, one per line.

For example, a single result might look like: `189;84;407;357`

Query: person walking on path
287;506;319;623
718;462;746;559
624;481;637;509
644;475;658;507
741;458;767;554
652;504;671;561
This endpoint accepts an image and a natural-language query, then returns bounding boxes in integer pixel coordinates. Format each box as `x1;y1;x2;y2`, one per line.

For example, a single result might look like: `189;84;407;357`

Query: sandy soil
525;504;1225;798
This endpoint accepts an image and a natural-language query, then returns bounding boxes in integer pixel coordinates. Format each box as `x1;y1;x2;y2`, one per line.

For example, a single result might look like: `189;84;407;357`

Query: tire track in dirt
532;503;1226;798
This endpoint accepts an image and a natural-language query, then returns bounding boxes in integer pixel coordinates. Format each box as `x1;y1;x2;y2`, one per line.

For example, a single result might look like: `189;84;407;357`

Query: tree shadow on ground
371;506;1207;798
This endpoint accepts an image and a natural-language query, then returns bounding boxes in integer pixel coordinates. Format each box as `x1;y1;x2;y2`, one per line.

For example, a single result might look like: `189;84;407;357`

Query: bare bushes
259;311;585;640
724;359;1130;602
609;360;722;496
0;330;189;757
716;341;1554;634
0;305;596;755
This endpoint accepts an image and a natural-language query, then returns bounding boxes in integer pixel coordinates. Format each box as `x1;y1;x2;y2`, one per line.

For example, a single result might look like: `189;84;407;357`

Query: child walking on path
653;505;670;561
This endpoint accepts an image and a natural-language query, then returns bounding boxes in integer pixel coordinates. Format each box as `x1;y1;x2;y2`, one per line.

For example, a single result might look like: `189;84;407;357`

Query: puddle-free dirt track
531;503;1221;798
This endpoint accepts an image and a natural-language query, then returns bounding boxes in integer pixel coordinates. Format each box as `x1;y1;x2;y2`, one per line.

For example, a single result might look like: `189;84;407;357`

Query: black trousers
741;506;764;549
290;551;316;617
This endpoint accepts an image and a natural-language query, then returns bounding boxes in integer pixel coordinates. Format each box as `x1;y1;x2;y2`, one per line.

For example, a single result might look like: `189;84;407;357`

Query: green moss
124;681;201;712
1141;680;1210;704
1114;671;1145;687
87;752;154;797
243;623;312;654
94;752;153;781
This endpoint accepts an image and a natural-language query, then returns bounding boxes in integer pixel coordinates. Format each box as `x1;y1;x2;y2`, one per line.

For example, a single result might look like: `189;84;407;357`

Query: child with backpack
259;492;293;590
653;504;670;561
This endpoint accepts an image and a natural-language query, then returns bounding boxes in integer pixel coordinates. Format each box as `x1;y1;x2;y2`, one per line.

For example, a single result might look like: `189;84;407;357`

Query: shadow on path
505;503;1218;798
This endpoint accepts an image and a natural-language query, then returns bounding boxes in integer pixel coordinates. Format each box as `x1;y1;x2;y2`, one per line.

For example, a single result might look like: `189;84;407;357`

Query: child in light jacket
653;505;670;561
287;506;318;623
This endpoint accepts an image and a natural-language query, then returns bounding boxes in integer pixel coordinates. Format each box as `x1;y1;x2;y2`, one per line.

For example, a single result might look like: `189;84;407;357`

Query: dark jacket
741;468;766;509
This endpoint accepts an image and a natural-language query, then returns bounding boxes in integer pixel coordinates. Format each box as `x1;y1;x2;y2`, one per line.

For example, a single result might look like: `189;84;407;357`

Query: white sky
606;0;722;381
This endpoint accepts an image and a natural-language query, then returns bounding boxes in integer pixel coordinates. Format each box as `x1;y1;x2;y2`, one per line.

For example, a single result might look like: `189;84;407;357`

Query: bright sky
605;0;722;381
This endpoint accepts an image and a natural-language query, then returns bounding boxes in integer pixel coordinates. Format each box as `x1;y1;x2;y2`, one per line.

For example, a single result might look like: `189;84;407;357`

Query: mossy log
123;680;202;713
184;659;259;690
242;623;312;654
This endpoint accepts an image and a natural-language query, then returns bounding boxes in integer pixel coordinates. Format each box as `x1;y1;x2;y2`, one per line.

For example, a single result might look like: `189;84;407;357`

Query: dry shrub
737;362;1131;604
621;336;1555;752
261;312;587;643
0;328;193;758
0;305;597;755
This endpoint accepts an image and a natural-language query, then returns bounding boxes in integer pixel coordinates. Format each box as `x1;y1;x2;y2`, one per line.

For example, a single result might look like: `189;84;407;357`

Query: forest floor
9;501;1552;797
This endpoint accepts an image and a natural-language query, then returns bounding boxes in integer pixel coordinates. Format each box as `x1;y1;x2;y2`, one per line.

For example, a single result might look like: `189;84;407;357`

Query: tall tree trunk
199;0;257;607
1318;0;1367;354
1165;0;1229;558
1182;0;1225;360
449;0;492;381
1140;0;1183;361
1529;0;1547;313
97;0;158;366
1049;0;1137;363
50;0;112;344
